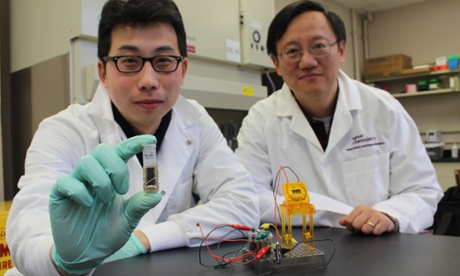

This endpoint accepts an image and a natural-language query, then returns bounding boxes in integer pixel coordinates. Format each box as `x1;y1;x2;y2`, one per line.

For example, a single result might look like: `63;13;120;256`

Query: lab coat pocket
341;153;390;206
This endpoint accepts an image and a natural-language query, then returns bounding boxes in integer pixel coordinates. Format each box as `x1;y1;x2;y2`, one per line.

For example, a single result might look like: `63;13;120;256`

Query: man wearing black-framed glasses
6;0;259;275
236;0;442;237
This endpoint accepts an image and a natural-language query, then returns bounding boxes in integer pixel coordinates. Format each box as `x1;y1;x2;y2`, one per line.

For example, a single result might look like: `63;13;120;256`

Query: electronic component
279;180;315;247
142;144;159;193
198;167;331;274
249;242;326;275
246;167;326;274
275;243;282;264
242;226;326;275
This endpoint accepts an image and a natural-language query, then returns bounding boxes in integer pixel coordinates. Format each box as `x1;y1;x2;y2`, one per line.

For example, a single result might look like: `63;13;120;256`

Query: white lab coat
6;84;259;276
236;70;443;233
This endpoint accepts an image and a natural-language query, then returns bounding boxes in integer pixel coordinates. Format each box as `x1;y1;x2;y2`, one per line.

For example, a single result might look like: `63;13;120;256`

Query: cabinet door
174;0;241;64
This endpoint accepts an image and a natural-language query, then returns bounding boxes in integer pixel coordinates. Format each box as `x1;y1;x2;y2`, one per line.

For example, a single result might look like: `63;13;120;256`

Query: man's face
98;22;188;134
271;11;345;102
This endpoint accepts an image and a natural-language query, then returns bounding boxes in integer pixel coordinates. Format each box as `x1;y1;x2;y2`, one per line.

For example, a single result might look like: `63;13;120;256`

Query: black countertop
431;150;460;163
94;227;460;276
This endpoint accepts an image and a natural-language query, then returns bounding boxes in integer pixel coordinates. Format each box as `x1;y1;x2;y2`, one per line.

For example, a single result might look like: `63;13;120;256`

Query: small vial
143;144;159;193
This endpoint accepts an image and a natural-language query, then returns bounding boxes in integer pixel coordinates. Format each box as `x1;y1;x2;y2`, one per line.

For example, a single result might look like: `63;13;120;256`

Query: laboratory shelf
365;69;460;99
391;88;460;98
365;69;460;83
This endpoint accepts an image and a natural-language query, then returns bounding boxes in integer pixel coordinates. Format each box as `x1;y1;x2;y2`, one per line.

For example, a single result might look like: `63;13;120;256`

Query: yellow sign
0;201;14;275
242;86;254;97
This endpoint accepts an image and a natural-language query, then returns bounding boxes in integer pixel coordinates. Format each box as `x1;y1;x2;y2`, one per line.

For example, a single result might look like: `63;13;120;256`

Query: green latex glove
49;135;162;275
103;234;147;263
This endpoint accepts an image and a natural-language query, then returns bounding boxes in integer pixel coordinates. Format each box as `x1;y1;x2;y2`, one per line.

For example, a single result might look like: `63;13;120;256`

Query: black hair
266;0;346;57
97;0;187;61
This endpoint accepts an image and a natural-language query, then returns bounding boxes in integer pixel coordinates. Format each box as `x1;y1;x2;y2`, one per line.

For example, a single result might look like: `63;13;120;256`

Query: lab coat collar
327;70;359;151
276;84;322;150
86;83;125;146
276;70;362;116
88;83;115;122
172;96;203;126
275;69;361;153
337;69;363;112
276;83;298;118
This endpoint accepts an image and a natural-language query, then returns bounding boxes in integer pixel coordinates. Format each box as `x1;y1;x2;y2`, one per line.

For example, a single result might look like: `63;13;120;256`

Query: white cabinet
173;0;274;68
174;0;241;64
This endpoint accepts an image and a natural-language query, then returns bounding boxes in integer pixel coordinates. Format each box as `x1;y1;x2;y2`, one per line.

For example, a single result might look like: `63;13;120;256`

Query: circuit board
245;244;326;275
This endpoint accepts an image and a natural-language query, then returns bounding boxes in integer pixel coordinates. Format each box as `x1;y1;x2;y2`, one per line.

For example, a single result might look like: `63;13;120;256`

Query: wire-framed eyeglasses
103;55;183;73
278;40;338;64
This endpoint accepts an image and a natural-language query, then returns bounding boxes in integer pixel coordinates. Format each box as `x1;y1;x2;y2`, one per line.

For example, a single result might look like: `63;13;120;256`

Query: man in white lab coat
6;0;259;275
236;0;442;235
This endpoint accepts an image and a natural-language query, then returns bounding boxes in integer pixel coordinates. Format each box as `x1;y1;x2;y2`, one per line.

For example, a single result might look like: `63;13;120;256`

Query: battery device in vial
143;144;159;193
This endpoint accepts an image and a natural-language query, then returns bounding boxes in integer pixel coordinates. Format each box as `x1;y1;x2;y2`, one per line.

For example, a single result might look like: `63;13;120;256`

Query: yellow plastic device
279;180;315;249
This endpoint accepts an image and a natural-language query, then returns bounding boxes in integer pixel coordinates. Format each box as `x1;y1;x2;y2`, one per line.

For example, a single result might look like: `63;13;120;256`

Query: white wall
366;0;460;189
10;0;111;74
10;0;80;72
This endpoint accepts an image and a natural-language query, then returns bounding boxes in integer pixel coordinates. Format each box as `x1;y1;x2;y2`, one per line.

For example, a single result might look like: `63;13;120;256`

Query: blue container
448;55;459;70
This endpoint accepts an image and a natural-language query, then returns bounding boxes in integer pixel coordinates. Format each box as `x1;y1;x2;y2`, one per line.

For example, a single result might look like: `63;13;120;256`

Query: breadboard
246;245;326;275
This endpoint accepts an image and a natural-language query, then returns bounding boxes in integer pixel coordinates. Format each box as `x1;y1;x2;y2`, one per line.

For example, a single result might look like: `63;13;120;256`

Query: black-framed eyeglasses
278;40;339;63
103;55;183;73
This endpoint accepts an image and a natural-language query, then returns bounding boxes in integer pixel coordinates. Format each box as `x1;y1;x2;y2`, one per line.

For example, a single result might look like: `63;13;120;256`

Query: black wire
281;166;300;180
264;69;276;93
272;166;301;195
198;225;232;268
198;225;250;268
288;238;336;272
198;225;336;272
317;238;336;273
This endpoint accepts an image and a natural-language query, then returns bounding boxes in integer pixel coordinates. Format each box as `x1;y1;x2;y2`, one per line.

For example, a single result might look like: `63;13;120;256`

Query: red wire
273;166;290;244
197;223;261;266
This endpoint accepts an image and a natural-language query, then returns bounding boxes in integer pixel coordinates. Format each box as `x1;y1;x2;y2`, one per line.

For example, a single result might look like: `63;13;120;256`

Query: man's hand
339;205;396;235
49;135;162;275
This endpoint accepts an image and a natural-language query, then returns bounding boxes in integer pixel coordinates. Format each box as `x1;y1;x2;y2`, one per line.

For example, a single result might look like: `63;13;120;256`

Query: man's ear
270;54;283;77
338;40;346;64
97;60;108;88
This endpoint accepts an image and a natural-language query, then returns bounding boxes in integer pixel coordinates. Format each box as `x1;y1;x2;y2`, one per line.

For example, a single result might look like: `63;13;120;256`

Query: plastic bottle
452;143;458;159
143;144;159;193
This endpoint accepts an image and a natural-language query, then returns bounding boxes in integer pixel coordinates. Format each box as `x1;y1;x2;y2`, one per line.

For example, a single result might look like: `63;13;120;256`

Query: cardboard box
0;201;14;275
365;54;412;79
365;54;412;70
401;67;431;75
